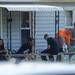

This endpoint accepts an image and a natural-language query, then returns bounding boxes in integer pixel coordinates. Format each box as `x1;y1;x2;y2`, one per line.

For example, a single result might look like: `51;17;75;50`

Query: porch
0;4;75;63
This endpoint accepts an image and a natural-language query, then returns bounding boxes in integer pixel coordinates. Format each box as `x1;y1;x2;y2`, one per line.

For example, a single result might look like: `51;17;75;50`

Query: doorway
21;12;32;45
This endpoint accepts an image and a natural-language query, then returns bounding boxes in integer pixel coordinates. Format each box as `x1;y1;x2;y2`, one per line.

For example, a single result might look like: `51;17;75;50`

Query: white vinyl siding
59;11;65;28
2;8;8;49
2;10;21;51
11;11;21;51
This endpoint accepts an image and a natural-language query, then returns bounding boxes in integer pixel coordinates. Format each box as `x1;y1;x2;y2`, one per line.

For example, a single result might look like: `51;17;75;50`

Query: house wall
35;11;65;52
2;9;21;52
2;8;8;49
10;11;21;51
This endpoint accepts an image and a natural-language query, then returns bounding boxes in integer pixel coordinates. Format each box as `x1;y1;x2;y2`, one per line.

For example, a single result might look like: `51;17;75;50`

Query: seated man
16;38;33;54
0;38;7;60
0;39;4;50
41;34;63;61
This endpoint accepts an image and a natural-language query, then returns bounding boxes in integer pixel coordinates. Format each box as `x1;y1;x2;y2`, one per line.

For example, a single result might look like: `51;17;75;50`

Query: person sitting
0;38;7;60
0;39;4;50
16;38;33;54
41;33;63;61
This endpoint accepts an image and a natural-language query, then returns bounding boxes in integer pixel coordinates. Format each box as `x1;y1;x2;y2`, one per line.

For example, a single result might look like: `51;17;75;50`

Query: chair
0;49;9;60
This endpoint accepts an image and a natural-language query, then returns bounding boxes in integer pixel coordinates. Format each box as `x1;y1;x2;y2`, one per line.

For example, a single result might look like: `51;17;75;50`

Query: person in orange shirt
56;28;72;51
65;29;72;45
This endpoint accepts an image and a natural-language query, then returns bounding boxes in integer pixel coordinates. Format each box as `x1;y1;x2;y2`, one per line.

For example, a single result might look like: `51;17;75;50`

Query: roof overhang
0;0;75;2
0;4;64;11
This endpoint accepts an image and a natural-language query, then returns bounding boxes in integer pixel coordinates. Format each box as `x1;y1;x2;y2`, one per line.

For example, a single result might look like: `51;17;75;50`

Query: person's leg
47;49;54;61
41;49;49;61
48;55;54;61
56;54;61;61
56;48;64;62
41;49;54;61
49;49;59;61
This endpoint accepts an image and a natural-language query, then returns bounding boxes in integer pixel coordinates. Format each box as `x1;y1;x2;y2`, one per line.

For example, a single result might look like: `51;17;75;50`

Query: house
0;4;65;53
0;0;74;53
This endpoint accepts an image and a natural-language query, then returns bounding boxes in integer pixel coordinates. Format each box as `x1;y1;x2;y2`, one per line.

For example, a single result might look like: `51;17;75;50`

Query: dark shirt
0;39;6;54
47;37;60;51
55;37;63;49
0;39;5;50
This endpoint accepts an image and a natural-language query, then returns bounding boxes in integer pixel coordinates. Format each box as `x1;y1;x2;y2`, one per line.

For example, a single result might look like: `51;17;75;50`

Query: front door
21;12;32;45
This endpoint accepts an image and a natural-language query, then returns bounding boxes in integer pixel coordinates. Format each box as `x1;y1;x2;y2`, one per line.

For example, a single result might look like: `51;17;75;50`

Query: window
65;11;73;26
21;12;29;28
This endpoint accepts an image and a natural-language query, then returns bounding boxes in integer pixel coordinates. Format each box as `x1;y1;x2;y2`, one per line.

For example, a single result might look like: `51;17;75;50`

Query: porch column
1;8;3;38
33;11;36;54
55;11;59;38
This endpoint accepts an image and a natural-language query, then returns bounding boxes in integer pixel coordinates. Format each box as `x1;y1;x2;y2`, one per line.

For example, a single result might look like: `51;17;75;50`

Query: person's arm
47;38;51;49
47;45;51;49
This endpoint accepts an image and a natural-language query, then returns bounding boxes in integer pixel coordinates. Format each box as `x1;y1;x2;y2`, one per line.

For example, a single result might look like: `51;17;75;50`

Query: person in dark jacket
41;34;63;61
0;38;7;60
0;39;5;50
16;38;33;54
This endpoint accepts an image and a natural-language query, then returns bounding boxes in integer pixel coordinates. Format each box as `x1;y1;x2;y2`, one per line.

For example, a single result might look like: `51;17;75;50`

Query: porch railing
0;49;75;62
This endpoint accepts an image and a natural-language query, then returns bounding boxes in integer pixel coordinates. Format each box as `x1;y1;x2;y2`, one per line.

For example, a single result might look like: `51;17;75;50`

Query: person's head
44;34;48;40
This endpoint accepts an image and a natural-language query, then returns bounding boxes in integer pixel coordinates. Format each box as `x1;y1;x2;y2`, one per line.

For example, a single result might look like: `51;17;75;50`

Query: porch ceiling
0;4;63;11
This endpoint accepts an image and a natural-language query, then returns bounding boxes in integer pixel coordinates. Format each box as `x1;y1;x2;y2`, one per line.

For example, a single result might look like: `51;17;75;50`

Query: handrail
0;50;75;62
